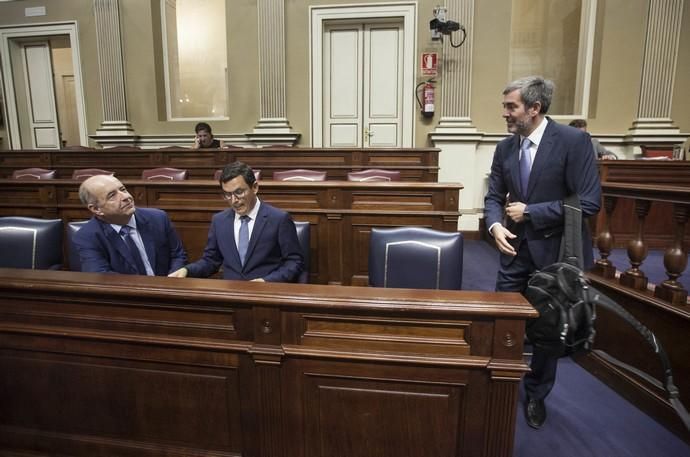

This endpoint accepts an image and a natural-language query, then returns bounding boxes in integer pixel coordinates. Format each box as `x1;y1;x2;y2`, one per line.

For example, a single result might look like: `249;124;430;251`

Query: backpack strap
558;194;584;269
586;285;690;431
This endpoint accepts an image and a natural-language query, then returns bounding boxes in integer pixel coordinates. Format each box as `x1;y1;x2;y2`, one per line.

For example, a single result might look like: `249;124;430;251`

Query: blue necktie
120;225;147;275
520;137;533;194
238;216;250;266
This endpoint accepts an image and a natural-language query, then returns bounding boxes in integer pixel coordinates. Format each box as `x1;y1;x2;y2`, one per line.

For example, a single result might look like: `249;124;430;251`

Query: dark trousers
496;241;559;401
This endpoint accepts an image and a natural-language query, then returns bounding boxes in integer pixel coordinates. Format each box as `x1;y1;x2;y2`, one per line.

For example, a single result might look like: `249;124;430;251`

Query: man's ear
529;101;542;117
252;181;259;193
87;203;102;217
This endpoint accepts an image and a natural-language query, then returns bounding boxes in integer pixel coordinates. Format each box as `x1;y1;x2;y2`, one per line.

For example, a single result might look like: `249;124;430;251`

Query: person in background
168;161;303;282
192;122;225;149
73;175;187;275
484;76;601;429
569;119;618;159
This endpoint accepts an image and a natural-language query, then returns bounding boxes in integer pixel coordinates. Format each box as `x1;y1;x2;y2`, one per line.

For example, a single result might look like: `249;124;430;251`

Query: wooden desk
0;179;462;285
0;147;440;181
0;268;535;457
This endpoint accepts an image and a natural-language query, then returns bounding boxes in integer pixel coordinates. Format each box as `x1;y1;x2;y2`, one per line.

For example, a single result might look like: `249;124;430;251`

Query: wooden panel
0;147;439;181
0;179;461;286
0;268;535;457
597;161;690;248
579;274;690;442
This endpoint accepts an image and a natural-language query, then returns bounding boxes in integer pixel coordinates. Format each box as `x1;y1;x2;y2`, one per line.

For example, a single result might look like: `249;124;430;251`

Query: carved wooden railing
584;179;690;440
592;181;690;306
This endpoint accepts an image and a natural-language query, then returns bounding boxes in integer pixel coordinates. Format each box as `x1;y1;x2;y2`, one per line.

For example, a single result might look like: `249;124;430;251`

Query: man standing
168;161;303;282
484;76;601;429
74;175;187;275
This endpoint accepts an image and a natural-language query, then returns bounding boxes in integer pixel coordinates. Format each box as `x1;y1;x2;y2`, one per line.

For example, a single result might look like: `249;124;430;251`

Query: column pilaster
628;0;683;135
249;0;299;146
92;0;137;145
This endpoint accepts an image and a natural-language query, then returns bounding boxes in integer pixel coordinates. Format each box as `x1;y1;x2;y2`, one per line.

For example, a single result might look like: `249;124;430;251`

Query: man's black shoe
525;397;546;429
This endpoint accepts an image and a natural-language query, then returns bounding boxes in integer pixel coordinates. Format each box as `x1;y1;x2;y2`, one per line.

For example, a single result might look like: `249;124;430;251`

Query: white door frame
310;2;417;147
0;22;88;148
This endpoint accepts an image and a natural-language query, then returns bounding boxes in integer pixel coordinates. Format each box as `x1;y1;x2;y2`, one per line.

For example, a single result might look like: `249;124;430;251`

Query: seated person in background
169;161;303;282
569;119;618;159
192;122;225;149
74;175;188;275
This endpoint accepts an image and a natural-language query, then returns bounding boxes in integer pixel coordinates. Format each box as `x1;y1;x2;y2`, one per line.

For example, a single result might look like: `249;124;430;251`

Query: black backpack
523;195;690;431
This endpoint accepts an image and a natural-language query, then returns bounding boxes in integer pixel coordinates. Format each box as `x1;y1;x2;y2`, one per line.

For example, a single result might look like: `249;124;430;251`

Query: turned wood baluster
654;203;690;305
593;195;617;278
619;199;650;290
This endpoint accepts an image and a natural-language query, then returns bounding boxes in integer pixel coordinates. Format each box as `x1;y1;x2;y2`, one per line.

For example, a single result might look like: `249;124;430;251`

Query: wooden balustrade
593;181;690;305
585;179;690;440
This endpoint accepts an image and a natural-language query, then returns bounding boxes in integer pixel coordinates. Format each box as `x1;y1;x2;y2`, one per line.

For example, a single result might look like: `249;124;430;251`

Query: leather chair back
11;168;56;180
347;169;401;182
272;169;326;181
294;221;310;284
0;217;63;270
214;169;261;181
66;220;89;271
368;227;463;290
72;169;115;181
141;167;188;181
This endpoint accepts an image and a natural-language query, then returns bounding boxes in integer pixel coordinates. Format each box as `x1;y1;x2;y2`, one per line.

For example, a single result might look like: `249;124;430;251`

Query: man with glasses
74;175;187;275
169;161;304;282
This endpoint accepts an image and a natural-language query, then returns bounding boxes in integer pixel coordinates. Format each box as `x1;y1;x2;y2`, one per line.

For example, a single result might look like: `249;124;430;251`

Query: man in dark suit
73;175;187;275
168;161;303;282
484;76;601;429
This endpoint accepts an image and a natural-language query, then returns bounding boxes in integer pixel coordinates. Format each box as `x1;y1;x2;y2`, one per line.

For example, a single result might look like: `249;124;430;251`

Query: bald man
72;175;187;275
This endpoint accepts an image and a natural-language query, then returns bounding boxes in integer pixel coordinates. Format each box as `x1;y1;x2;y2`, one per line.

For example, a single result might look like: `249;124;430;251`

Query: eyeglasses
222;187;248;201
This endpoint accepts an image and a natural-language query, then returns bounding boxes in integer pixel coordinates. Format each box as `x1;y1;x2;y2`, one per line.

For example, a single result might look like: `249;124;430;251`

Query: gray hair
78;182;98;206
503;76;555;114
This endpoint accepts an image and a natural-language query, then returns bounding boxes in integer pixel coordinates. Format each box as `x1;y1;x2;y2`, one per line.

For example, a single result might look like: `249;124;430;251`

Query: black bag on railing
523;195;690;431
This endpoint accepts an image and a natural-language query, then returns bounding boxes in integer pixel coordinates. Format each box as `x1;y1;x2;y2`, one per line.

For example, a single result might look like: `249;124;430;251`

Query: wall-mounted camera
429;6;467;48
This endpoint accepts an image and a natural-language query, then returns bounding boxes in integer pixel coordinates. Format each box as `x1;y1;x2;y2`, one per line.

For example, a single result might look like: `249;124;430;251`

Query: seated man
74;175;187;275
569;119;618;159
169;161;303;282
191;122;225;149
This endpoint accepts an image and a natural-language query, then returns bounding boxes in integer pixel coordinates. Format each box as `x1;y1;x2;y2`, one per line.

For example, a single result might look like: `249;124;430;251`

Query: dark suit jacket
185;202;304;282
73;207;187;275
484;119;601;270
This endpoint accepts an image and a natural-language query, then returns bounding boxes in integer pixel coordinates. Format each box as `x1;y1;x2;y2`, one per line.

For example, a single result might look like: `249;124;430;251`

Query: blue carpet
463;240;690;457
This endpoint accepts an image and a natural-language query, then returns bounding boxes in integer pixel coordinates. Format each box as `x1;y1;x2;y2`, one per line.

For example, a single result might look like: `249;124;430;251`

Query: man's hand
506;202;527;223
168;267;188;278
491;224;518;256
192;137;201;149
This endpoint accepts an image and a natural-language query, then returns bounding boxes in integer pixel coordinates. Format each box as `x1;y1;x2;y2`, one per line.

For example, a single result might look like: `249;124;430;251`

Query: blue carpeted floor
463;240;690;457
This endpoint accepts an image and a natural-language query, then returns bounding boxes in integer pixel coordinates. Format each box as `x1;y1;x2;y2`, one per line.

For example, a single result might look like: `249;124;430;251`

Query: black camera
429;18;462;35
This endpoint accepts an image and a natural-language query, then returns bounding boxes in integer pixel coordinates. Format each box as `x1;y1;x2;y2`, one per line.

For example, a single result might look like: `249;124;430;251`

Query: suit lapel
224;210;243;268
244;205;268;270
526;121;557;198
507;135;522;199
135;211;156;273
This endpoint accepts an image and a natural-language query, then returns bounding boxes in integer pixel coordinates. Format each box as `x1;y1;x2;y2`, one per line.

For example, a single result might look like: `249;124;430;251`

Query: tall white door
323;21;403;148
22;42;60;149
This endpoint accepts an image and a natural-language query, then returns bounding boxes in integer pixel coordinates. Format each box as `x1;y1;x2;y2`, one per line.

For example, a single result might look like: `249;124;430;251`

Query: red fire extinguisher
416;79;435;118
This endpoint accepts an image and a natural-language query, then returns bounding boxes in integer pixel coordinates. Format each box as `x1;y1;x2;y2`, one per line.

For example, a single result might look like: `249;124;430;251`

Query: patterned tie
120;225;147;275
519;137;533;194
238;215;250;266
